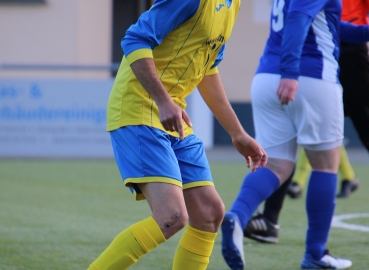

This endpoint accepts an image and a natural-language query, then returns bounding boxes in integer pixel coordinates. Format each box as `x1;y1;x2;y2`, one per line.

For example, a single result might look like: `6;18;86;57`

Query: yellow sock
172;225;217;270
293;147;311;188
88;216;166;270
339;145;356;181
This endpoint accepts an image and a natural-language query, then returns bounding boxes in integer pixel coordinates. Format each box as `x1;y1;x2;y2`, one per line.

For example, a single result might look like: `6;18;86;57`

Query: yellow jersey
107;0;240;137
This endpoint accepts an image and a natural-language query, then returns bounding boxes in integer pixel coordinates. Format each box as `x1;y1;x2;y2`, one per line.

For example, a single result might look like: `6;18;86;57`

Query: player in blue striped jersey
258;0;369;82
221;0;369;269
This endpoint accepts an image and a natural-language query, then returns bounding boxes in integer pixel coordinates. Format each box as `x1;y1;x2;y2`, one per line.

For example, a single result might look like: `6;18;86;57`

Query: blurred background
0;0;364;159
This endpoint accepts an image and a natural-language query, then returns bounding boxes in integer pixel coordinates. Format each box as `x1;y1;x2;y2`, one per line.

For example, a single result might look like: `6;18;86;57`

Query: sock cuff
257;167;280;192
309;171;337;194
179;225;217;257
130;216;166;253
247;167;280;191
307;171;337;209
310;170;337;178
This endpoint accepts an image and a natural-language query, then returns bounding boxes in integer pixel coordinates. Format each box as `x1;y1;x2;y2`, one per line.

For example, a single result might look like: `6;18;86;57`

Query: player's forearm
197;73;245;138
130;58;172;106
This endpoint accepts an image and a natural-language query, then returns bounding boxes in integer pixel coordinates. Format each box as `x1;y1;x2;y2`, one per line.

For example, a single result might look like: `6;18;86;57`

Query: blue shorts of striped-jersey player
110;125;214;200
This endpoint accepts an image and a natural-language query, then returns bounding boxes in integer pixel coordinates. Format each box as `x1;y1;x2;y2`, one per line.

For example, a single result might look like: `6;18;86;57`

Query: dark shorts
339;42;369;149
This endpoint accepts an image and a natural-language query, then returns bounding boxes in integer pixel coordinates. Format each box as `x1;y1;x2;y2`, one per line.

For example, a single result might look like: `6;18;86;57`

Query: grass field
1;159;368;270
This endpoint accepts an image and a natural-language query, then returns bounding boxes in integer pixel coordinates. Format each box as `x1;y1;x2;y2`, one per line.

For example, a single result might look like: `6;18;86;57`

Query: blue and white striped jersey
256;0;369;83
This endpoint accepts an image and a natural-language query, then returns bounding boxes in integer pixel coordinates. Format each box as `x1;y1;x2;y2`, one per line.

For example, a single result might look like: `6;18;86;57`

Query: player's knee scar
172;213;180;220
164;213;181;228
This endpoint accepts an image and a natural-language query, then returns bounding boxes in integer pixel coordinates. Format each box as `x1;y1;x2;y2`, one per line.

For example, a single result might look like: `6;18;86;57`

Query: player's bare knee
167;211;188;230
212;199;225;228
198;199;225;230
157;211;188;238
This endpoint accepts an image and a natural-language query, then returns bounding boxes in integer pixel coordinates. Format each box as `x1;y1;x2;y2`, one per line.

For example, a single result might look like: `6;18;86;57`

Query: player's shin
172;225;216;270
88;216;166;270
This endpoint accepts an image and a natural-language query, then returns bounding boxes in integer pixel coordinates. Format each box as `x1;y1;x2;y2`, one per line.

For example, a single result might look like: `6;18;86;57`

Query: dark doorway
112;0;153;73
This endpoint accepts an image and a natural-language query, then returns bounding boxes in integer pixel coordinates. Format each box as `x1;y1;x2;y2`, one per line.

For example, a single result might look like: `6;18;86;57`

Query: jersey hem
107;121;194;138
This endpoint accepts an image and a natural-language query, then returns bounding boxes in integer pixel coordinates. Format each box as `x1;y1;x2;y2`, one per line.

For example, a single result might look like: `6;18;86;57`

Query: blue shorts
110;125;213;200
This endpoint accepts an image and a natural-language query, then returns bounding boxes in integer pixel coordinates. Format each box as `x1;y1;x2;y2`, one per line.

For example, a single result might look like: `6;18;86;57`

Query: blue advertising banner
0;79;114;158
0;79;214;158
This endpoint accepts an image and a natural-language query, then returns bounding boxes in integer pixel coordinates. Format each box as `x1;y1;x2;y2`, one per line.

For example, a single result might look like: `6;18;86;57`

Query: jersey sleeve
122;0;200;65
279;0;325;79
340;21;369;43
280;11;313;79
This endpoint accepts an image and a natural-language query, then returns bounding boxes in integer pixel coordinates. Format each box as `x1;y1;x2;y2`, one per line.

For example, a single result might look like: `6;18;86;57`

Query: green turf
0;160;368;269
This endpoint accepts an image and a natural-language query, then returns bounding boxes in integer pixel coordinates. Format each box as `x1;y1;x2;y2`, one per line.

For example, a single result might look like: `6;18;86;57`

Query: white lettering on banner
0;79;114;158
0;80;213;158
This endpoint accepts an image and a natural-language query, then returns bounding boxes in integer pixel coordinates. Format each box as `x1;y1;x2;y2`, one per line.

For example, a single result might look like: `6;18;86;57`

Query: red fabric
341;0;369;25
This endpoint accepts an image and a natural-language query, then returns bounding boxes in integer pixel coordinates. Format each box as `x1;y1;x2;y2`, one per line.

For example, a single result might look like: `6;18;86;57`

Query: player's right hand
232;132;268;172
158;101;192;140
276;78;298;105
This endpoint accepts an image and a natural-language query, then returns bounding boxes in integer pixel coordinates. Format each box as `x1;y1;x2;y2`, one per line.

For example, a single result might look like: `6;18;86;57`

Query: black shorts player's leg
339;43;369;153
263;170;293;225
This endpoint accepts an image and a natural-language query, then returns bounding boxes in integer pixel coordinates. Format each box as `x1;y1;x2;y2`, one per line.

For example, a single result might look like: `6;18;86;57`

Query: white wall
0;0;272;100
0;0;113;78
219;0;271;102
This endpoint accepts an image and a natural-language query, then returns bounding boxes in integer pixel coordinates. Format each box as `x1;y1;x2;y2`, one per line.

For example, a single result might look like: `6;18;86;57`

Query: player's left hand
276;78;298;105
232;132;268;172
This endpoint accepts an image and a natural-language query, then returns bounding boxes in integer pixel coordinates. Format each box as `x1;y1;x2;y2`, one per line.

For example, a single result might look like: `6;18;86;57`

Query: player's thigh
292;76;343;147
139;182;188;223
110;125;183;200
183;185;224;232
304;146;341;173
251;73;297;150
262;136;298;182
265;156;296;183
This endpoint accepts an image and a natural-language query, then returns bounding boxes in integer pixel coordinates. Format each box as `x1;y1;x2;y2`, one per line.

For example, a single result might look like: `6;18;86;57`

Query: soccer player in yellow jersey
87;0;267;269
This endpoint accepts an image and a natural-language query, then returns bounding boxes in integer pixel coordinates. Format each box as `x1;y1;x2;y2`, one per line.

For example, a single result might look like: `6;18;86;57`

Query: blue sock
230;168;280;229
305;171;337;260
